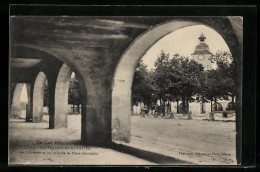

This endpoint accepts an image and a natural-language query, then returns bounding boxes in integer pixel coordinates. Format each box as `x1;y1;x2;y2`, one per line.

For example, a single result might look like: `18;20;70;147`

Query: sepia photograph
9;16;243;165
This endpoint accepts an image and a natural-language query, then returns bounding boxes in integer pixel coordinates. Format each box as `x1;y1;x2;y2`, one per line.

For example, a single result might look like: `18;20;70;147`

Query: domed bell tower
191;33;213;71
191;33;213;114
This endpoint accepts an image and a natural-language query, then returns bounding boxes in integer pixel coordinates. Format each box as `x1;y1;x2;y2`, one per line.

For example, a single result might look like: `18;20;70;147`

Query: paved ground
122;114;236;165
8;117;155;165
9;114;236;165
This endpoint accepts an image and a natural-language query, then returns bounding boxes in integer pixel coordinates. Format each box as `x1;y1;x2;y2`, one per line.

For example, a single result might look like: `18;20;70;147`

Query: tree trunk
182;95;185;115
131;102;133;115
186;99;189;113
232;95;234;103
177;100;179;113
77;104;79;114
167;101;171;114
214;97;217;111
73;104;74;113
163;100;165;117
201;97;204;113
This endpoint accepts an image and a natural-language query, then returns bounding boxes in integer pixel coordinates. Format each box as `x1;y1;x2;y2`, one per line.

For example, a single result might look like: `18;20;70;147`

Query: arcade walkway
9;114;236;165
9;118;155;165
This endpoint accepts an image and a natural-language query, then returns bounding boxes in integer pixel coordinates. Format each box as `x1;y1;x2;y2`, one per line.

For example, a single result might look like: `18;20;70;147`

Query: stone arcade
9;17;242;155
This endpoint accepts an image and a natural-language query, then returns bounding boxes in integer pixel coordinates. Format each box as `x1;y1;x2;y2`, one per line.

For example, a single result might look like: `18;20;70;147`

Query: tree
213;51;236;103
201;50;236;112
168;55;204;114
132;59;155;107
68;74;81;114
153;51;172;116
152;51;204;115
203;69;223;112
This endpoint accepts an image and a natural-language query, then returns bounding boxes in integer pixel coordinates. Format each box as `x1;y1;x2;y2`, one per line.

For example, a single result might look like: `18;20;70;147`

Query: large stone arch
33;72;47;123
10;83;24;119
54;63;73;128
112;19;242;143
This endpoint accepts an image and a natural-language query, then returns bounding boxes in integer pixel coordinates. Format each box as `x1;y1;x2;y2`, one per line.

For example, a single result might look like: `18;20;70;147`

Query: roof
191;39;213;56
191;50;213;55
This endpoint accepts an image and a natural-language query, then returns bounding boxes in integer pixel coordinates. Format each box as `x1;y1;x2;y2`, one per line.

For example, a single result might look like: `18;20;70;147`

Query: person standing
140;101;145;116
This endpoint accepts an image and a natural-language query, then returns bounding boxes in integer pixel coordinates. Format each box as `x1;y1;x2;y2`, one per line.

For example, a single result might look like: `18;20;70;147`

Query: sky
20;84;28;102
71;72;75;78
142;25;230;70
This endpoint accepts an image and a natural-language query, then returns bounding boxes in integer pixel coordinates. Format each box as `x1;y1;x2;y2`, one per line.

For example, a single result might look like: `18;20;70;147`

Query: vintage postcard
9;15;243;165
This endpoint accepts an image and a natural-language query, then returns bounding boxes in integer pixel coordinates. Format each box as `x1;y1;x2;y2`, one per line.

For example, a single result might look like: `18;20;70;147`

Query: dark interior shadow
109;142;195;165
202;119;235;122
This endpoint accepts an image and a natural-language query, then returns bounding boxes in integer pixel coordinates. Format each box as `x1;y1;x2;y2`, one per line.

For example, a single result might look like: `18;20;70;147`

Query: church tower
191;33;213;70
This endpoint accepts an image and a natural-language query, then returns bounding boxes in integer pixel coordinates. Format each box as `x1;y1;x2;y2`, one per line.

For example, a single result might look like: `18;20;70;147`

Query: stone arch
12;45;89;142
10;83;24;119
54;63;73;128
33;72;47;123
12;44;94;92
213;102;223;111
112;19;242;142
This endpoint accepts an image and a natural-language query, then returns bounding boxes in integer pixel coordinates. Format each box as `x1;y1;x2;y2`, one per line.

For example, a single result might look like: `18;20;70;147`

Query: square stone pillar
26;83;33;122
112;83;131;143
81;93;112;146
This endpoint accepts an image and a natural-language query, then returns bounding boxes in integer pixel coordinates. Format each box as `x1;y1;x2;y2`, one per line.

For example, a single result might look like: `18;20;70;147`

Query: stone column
228;16;243;165
209;112;215;121
48;80;55;129
112;79;131;143
9;83;16;110
79;72;112;146
200;102;206;114
25;83;33;122
47;69;60;129
32;72;46;123
54;63;72;128
81;89;112;146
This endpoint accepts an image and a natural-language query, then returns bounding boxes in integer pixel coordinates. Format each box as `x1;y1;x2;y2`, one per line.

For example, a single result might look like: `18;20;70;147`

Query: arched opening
112;20;241;165
19;84;28;119
33;72;47;123
67;72;82;131
9;44;90;164
112;21;204;142
54;63;83;137
10;83;26;119
9;45;88;139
